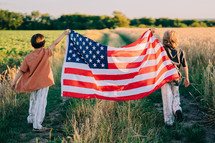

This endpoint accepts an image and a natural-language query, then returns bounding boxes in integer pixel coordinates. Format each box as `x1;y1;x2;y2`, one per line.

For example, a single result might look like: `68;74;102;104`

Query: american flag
61;29;179;101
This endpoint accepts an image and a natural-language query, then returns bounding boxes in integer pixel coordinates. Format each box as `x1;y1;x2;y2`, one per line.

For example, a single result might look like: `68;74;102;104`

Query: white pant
27;87;49;129
161;83;182;125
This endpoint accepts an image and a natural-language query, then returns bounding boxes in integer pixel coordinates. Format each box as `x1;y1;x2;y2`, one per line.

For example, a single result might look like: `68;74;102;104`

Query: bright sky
0;0;214;19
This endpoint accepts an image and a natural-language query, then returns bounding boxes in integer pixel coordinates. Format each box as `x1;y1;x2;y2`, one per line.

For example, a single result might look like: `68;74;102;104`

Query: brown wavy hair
163;30;179;48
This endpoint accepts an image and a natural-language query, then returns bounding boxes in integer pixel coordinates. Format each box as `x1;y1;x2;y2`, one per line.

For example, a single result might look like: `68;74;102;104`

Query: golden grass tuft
0;66;21;118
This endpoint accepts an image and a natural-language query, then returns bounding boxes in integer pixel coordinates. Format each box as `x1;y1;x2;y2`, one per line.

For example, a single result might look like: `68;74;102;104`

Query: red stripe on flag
63;91;96;99
96;62;173;80
63;65;178;91
108;49;143;57
62;74;179;101
64;68;94;77
63;56;173;81
108;39;160;57
108;54;169;69
121;31;153;48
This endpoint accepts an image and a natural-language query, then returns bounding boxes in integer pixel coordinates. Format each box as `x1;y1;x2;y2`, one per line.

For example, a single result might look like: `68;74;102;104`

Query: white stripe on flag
108;36;158;51
62;68;176;97
62;61;176;86
108;46;165;63
62;51;172;75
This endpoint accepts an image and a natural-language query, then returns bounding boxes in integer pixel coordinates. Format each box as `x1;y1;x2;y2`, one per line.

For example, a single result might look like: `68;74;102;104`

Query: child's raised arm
48;29;71;51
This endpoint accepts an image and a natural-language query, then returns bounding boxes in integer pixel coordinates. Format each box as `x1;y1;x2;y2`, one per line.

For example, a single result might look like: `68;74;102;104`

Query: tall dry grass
0;66;24;119
63;99;163;142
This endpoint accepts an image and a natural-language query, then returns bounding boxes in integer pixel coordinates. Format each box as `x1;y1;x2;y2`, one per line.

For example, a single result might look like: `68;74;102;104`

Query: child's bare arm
183;67;189;87
48;29;71;51
11;70;24;90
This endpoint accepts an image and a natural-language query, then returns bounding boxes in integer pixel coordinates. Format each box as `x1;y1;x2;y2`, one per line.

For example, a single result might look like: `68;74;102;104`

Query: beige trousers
27;87;49;129
161;83;182;125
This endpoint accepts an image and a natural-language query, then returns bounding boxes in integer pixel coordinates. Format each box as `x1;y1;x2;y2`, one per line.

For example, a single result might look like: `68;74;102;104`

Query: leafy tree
18;11;53;30
0;10;23;29
181;19;198;26
31;11;41;22
0;9;214;30
173;19;187;27
54;14;114;30
190;22;207;27
40;14;52;29
155;18;175;27
100;15;114;29
55;14;89;30
202;20;215;27
112;11;130;27
139;17;155;26
130;19;140;27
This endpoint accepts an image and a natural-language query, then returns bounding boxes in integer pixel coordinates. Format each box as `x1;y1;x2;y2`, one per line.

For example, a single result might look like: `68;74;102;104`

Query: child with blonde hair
161;30;189;126
11;29;70;132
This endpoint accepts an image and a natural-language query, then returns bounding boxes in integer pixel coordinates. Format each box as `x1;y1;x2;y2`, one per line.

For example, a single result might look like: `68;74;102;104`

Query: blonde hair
163;30;179;48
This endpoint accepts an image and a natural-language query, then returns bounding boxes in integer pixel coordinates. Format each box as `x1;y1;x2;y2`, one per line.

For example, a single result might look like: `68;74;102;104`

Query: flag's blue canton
66;30;108;69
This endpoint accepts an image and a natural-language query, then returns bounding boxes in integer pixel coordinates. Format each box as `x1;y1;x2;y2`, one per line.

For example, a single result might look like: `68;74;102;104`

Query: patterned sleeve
180;50;187;67
20;57;29;73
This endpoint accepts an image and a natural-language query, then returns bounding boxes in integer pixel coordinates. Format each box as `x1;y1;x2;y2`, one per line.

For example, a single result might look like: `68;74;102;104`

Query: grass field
0;28;215;142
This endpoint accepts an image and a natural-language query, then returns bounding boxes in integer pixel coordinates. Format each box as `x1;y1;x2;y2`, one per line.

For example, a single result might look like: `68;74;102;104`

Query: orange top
16;48;55;93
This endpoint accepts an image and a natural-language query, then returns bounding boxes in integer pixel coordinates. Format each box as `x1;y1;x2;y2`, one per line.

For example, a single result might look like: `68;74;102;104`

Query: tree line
0;9;215;30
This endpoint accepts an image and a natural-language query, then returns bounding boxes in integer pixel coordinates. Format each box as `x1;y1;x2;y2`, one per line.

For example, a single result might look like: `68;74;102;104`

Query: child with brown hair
11;29;70;132
161;30;189;126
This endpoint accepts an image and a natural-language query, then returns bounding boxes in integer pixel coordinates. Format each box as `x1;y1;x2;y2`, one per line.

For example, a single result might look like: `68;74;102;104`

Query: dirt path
102;30;127;47
181;95;215;143
154;92;215;143
20;95;70;142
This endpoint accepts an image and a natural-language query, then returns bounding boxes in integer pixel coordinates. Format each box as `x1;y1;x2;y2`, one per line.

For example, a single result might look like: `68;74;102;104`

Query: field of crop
0;28;215;142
